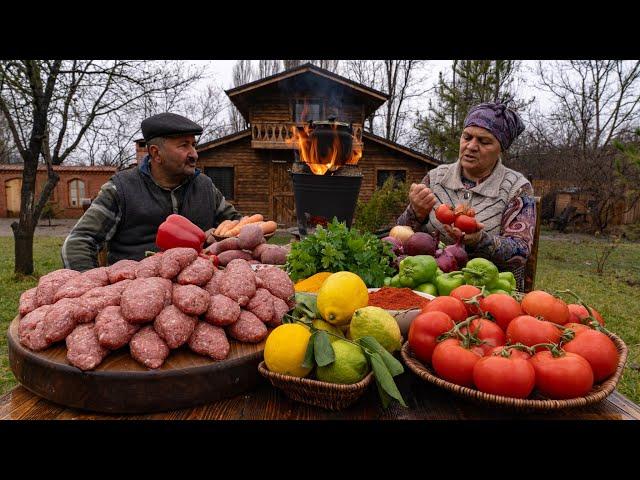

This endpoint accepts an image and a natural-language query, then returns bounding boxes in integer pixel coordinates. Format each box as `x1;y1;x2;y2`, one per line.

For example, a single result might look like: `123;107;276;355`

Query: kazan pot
308;119;354;168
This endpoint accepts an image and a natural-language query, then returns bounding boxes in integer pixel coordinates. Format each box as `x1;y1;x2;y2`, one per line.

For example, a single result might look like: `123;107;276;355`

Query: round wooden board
8;316;269;414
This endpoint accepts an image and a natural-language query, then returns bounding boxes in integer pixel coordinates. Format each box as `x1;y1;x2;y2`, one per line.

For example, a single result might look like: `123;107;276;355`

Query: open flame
287;122;362;175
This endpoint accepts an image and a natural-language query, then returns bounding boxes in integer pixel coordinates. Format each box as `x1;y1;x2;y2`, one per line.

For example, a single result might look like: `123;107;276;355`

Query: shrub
353;177;409;233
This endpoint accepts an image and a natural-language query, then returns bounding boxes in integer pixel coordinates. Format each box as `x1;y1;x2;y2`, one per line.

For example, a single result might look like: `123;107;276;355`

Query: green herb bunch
285;218;396;287
287;293;407;409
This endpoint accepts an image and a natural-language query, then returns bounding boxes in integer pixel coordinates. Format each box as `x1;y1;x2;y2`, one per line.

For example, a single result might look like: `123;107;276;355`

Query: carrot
237;214;263;227
260;220;277;235
224;225;243;237
219;219;239;236
214;220;232;236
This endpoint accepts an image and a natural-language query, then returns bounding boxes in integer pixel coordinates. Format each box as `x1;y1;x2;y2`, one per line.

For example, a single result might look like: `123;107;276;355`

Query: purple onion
443;237;468;269
382;236;404;256
436;251;458;273
404;232;438;256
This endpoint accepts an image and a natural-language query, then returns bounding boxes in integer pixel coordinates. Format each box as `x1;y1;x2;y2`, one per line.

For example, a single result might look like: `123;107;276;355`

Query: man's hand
409;183;436;223
444;222;485;246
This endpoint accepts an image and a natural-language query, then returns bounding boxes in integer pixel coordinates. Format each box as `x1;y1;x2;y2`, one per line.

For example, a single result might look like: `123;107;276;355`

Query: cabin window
377;170;406;188
68;179;86;207
205;167;234;200
293;99;323;123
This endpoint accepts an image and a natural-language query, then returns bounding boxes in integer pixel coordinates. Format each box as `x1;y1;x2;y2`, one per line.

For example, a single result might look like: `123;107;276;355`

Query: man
62;112;242;271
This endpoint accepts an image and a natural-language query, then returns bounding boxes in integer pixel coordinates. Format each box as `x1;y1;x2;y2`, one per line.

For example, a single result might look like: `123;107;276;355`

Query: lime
315;340;370;384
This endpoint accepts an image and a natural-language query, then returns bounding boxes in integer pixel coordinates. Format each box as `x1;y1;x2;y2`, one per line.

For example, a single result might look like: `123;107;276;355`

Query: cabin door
269;153;296;227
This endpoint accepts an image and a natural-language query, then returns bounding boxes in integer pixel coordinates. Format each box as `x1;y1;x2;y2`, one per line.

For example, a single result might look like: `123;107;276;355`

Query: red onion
436;251;458;273
444;237;468;269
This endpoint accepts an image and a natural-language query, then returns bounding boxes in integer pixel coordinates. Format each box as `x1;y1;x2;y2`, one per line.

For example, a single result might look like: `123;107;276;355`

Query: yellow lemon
349;306;402;353
264;323;312;378
311;319;345;343
316;271;369;326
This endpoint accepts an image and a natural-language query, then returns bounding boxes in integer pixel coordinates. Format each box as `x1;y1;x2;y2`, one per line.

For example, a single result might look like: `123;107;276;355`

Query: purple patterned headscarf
463;102;525;151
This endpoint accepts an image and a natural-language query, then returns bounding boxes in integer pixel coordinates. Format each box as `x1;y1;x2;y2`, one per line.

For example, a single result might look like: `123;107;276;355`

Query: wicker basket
258;361;374;411
400;331;629;411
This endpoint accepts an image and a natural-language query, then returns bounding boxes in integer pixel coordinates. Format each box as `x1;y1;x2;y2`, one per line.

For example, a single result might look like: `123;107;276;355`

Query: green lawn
0;235;638;405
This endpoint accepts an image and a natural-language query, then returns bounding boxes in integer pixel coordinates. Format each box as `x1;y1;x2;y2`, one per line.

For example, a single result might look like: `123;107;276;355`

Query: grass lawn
0;235;638;406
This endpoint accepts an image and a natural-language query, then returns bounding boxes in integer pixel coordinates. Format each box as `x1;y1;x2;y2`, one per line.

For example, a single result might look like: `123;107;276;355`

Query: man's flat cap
141;113;203;141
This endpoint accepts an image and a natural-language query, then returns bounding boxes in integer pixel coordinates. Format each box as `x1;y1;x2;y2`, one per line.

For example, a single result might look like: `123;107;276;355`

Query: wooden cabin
195;63;440;227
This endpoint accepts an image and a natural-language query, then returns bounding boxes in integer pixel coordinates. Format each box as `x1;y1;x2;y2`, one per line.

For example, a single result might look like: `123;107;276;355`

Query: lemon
316;272;369;326
349;306;402;353
311;319;345;343
316;340;370;384
264;324;312;378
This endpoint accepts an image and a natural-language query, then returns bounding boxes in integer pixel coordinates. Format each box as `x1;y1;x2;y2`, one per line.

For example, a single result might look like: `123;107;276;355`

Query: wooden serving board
7;316;269;414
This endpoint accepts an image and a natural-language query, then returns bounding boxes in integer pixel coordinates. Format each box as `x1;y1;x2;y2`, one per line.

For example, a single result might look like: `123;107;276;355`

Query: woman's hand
444;222;485;246
409;183;436;223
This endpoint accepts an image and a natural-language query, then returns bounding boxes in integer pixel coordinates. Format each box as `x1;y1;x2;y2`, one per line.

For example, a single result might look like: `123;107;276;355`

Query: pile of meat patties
17;247;295;371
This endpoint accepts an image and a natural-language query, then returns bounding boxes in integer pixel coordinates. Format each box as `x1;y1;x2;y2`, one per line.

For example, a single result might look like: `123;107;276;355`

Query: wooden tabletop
1;371;639;420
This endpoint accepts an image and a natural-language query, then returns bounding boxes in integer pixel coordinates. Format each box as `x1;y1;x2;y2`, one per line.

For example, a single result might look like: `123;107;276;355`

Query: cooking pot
307;118;353;170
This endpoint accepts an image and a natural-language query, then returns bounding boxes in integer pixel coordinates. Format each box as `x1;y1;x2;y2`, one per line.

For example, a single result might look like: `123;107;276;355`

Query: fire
287;120;362;175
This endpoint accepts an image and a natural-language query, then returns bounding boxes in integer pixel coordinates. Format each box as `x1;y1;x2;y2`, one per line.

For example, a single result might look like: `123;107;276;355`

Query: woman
397;102;536;291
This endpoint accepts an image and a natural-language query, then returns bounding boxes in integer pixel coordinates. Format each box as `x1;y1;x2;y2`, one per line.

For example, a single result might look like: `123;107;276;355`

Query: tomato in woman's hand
530;351;594;399
454;214;478;234
422;296;469;323
435;204;456;225
562;330;618;382
473;353;536;398
521;290;570;325
431;338;484;388
479;293;524;331
460;318;506;355
567;304;605;326
450;285;483;315
506;315;562;351
408;311;456;365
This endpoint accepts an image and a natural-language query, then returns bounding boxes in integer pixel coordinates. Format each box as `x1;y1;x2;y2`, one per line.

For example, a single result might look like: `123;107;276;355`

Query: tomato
521;290;570;325
435;204;456;225
422;296;469;323
450;285;483;315
567;304;605;326
431;338;484;388
564;322;591;335
488;345;531;360
506;315;562;351
454;214;478;234
473;353;536;398
408;311;456;365
460;318;506;355
562;330;619;382
479;293;524;331
466;207;476;217
530;351;594;399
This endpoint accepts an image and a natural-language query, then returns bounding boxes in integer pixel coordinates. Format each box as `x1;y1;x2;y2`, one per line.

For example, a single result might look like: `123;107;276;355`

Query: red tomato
435;204;456;225
466;207;476;217
422;296;468;323
521;290;570;325
460;318;506;355
567;304;605;326
454;214;478;233
564;322;591;335
530;351;594;399
450;285;483;315
408;311;456;365
431;338;484;388
473;354;536;398
488;346;531;360
506;315;562;351
562;330;619;382
479;293;524;331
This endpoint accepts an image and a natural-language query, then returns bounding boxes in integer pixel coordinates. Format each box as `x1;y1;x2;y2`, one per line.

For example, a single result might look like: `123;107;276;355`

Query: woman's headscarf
463;102;525;150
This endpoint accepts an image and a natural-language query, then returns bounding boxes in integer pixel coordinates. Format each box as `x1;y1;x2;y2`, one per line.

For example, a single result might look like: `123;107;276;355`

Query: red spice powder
368;287;430;310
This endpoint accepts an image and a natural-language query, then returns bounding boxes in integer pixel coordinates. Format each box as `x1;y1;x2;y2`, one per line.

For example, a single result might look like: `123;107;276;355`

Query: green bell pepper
462;258;499;288
435;268;444;277
434;271;465;296
487;288;511;296
490;271;516;293
390;274;401;288
383;276;393;287
398;255;438;288
415;282;438;296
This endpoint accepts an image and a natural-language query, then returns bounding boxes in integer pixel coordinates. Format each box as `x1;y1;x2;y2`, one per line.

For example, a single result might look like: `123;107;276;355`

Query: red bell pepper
156;214;206;252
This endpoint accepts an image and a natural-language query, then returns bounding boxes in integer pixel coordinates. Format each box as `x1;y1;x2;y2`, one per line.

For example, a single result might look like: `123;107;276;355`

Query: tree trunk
12;221;36;275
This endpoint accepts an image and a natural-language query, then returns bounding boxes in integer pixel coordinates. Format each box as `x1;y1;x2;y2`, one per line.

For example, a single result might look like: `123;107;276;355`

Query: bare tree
282;60;303;70
343;60;385;133
257;60;282;79
532;60;640;231
308;60;340;72
0;113;17;163
228;60;255;133
0;60;203;275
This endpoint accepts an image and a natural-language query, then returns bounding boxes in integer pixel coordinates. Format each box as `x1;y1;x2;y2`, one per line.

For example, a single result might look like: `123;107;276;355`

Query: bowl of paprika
366;287;434;337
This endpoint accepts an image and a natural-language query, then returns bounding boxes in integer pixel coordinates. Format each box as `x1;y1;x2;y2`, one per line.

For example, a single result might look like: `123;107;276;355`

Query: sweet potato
238;224;265;250
217;249;254;266
208;237;240;256
252;243;270;260
260;245;288;265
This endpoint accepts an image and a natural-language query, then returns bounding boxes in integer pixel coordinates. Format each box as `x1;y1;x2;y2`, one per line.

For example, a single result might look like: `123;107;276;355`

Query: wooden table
1;371;639;420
